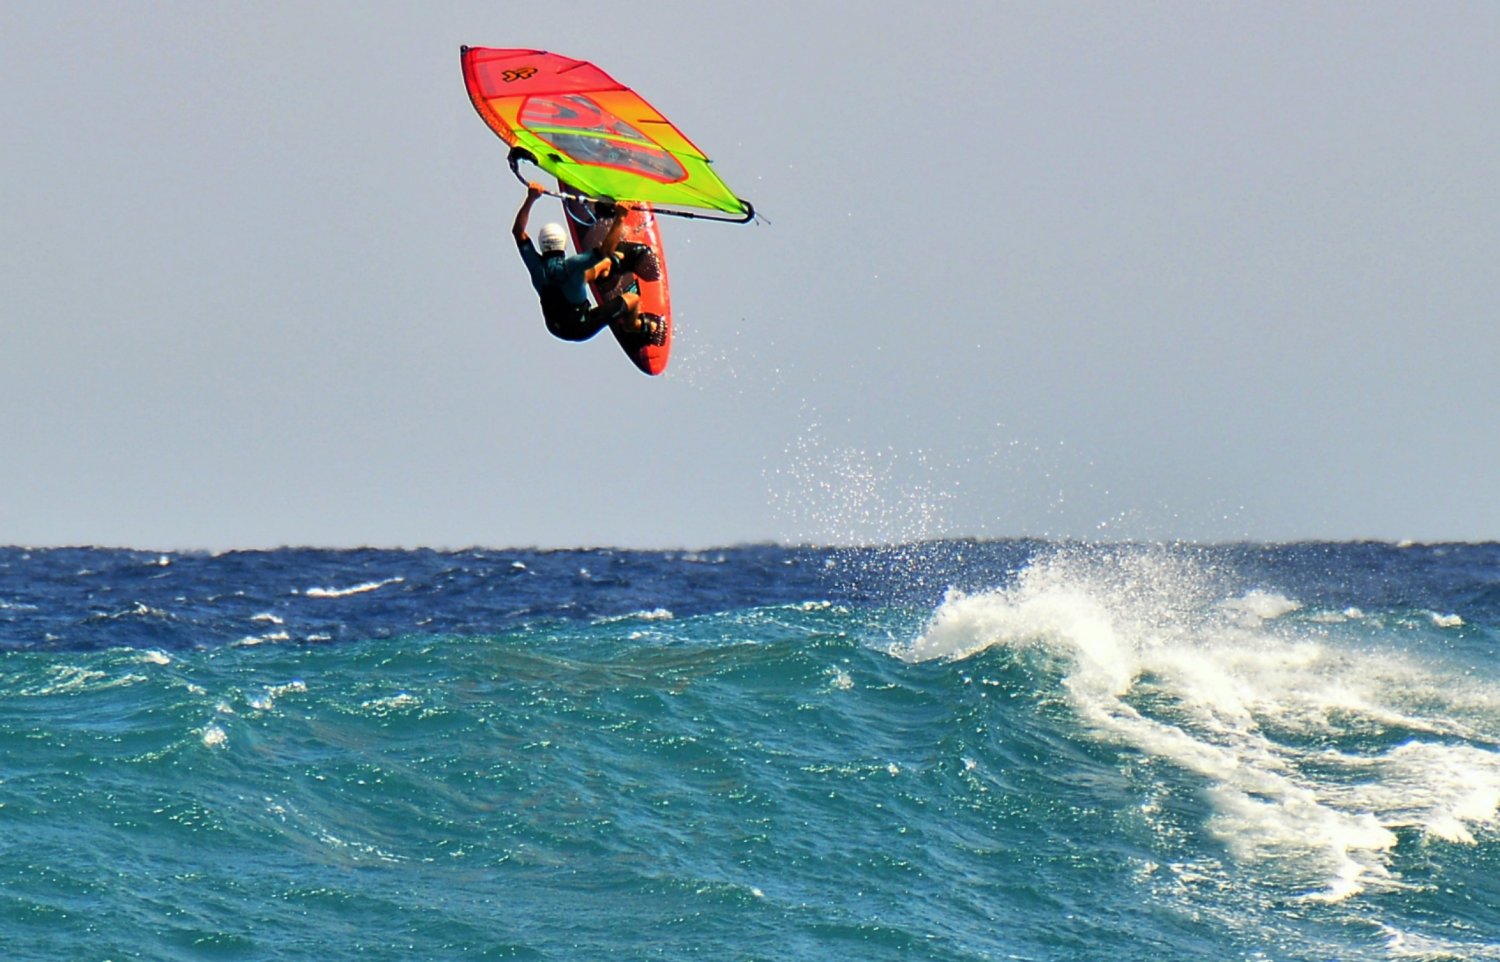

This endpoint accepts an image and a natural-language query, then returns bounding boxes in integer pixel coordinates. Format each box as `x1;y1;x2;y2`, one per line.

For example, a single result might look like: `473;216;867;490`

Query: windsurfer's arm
511;182;545;243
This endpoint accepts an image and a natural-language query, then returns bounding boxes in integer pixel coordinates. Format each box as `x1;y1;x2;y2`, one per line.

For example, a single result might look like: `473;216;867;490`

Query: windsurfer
512;182;664;345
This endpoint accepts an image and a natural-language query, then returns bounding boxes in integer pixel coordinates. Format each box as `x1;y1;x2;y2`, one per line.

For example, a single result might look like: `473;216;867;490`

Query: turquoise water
3;542;1498;959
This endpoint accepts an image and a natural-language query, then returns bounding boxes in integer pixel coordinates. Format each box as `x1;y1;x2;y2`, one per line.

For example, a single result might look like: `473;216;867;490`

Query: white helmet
538;223;568;253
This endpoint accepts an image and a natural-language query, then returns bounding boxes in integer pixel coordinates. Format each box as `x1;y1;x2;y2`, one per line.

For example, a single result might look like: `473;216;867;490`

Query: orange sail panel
461;47;750;217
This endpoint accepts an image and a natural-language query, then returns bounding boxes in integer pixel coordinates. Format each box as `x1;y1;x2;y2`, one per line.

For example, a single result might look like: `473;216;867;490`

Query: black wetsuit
517;238;627;342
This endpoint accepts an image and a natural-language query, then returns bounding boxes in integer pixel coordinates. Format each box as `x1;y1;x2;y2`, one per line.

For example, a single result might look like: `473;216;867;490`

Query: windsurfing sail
460;47;753;222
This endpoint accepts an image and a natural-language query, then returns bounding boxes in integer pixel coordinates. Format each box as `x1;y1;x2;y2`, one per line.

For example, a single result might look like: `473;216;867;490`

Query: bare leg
598;209;629;262
620;291;642;327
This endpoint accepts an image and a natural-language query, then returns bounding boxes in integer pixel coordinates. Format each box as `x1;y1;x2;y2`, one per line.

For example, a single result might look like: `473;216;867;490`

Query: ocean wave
900;543;1500;901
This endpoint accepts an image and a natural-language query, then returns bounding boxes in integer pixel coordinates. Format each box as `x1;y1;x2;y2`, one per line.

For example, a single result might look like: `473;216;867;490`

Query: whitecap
30;665;109;695
1218;589;1302;625
1380;922;1500;959
361;692;421;714
234;631;290;647
304;576;404;598
1312;607;1366;623
634;608;674;621
249;680;307;711
596;608;674;625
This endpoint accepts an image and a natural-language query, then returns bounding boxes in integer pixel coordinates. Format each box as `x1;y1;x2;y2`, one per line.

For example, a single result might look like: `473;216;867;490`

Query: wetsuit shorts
543;294;631;342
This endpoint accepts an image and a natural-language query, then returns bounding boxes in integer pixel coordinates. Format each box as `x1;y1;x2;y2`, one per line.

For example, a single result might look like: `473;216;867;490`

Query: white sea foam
234;631;290;647
596;608;675;625
631;608;674;622
361;692;421;714
1310;607;1366;624
900;545;1500;902
20;665;150;696
304;576;404;598
248;680;307;712
1380;922;1500;959
1218;589;1302;625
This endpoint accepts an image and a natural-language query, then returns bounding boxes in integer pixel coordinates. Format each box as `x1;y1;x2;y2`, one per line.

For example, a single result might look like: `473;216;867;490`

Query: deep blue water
2;541;1498;960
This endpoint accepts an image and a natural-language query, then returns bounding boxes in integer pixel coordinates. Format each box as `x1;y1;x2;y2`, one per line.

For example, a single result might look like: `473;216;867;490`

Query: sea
2;540;1497;961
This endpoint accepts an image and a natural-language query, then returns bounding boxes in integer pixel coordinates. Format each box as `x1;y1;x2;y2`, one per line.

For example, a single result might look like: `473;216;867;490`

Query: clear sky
3;2;1496;550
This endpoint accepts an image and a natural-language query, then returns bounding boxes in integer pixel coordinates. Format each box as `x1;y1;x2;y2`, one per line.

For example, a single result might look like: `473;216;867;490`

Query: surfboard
560;187;672;376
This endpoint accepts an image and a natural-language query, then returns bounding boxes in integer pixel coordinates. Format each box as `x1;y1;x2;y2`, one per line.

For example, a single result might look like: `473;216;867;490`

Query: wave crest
900;544;1500;901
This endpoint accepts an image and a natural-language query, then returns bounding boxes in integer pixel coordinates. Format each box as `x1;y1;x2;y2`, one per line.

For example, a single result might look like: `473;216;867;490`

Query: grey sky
2;2;1496;550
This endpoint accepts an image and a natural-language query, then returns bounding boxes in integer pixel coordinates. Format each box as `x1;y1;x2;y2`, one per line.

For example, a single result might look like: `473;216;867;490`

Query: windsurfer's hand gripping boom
510;182;546;244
